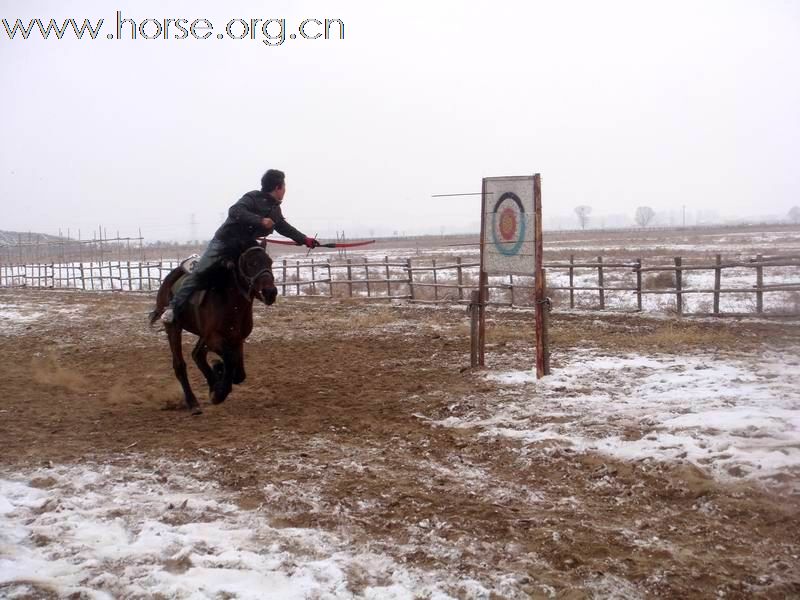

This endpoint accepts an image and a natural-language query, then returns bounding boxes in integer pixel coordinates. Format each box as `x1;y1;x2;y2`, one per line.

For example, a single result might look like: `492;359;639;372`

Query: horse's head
238;247;278;306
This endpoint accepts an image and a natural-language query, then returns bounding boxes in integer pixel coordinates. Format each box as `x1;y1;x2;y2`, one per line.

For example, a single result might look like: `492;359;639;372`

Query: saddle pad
180;254;200;274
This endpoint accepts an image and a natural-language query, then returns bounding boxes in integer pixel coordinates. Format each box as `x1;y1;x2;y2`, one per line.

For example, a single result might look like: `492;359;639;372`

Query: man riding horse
161;169;319;324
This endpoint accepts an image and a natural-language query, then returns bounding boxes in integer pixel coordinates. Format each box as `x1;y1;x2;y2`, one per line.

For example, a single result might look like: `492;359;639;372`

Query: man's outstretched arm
271;207;319;248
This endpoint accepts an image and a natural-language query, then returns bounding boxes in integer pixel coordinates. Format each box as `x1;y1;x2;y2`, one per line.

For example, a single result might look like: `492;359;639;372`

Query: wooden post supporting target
478;173;548;378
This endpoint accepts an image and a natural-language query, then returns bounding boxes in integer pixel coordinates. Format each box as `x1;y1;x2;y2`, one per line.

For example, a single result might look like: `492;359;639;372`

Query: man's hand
261;217;275;230
304;236;320;249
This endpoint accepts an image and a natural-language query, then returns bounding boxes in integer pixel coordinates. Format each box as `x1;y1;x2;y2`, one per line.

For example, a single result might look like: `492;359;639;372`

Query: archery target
482;176;535;275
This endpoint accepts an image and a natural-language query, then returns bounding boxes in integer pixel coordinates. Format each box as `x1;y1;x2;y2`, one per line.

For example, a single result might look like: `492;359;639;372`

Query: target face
482;176;536;275
491;192;526;256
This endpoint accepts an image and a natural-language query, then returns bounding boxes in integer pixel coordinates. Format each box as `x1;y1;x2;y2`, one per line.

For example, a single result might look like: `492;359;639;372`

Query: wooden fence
544;254;800;316
0;260;179;292
2;254;799;317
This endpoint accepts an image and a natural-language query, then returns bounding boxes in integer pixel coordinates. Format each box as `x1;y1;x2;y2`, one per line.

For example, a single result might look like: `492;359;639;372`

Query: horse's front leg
167;326;202;415
210;347;236;404
191;338;216;393
232;343;246;385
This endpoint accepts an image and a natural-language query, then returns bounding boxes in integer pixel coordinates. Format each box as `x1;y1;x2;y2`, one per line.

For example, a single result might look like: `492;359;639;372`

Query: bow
262;238;377;249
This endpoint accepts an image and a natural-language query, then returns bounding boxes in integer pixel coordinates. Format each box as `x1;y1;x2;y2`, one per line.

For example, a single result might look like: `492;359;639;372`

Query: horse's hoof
210;391;224;405
191;407;203;416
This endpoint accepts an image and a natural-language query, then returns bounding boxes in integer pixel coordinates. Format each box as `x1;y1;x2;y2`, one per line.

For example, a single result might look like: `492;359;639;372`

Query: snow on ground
0;301;84;335
437;350;800;487
0;461;497;599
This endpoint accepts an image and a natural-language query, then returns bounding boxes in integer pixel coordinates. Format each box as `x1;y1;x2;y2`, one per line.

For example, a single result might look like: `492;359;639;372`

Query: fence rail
2;254;799;317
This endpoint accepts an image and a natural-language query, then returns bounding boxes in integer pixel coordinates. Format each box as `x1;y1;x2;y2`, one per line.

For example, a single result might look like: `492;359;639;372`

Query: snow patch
0;461;504;599
443;350;800;486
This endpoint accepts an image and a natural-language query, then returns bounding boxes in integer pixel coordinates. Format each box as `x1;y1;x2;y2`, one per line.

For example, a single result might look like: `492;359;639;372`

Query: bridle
236;247;274;301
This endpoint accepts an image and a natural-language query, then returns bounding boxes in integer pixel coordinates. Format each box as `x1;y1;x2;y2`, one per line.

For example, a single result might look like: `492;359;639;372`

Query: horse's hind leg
167;326;202;415
191;338;216;393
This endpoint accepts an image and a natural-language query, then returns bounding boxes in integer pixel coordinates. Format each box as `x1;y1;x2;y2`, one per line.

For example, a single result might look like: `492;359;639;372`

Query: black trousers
170;239;230;313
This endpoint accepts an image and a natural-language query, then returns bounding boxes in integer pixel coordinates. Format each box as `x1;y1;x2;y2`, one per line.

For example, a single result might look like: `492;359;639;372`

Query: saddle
174;247;270;307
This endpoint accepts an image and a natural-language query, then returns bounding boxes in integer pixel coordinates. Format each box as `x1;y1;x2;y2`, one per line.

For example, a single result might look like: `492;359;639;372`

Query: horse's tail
149;267;184;327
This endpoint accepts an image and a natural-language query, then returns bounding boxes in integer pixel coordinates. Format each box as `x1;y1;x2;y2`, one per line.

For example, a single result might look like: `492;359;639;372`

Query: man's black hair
261;169;285;193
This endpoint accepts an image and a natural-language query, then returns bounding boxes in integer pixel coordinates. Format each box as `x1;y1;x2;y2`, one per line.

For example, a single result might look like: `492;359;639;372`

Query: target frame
481;176;536;275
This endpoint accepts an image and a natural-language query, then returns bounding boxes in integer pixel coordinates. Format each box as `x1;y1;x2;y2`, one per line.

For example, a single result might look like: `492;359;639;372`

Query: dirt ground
1;288;799;598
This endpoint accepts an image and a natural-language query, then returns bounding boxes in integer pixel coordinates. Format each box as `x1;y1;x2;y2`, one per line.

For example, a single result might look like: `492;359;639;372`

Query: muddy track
1;289;799;598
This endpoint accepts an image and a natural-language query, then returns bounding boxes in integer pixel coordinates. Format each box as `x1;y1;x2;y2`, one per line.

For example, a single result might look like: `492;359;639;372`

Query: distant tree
789;206;800;224
634;206;656;227
574;205;592;230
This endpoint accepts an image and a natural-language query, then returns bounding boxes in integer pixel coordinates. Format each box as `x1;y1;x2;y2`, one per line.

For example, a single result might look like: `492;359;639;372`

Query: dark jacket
213;190;306;252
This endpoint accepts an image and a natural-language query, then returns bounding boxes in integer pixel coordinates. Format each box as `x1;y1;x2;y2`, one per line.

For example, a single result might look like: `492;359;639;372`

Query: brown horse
149;246;278;415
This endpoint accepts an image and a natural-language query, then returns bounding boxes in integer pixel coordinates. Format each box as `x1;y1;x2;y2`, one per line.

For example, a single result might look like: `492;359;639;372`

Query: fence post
635;258;643;312
469;290;480;368
674;256;683;315
569;254;575;309
713;254;721;316
597;256;605;309
456;257;464;301
406;258;415;300
755;254;763;314
478;271;488;366
346;259;353;298
281;259;287;296
542;270;551;375
432;258;438;301
311;259;317;296
385;256;391;298
365;258;371;298
509;274;515;307
328;261;334;297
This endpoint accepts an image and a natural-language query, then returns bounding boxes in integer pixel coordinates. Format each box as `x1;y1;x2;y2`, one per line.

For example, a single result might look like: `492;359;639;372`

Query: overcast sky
1;0;799;241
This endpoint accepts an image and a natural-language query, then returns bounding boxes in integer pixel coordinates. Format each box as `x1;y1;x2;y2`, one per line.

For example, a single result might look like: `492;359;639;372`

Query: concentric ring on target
491;192;526;256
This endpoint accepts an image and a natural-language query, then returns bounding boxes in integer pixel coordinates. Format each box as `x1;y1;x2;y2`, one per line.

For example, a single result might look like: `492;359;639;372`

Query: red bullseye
499;207;517;241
